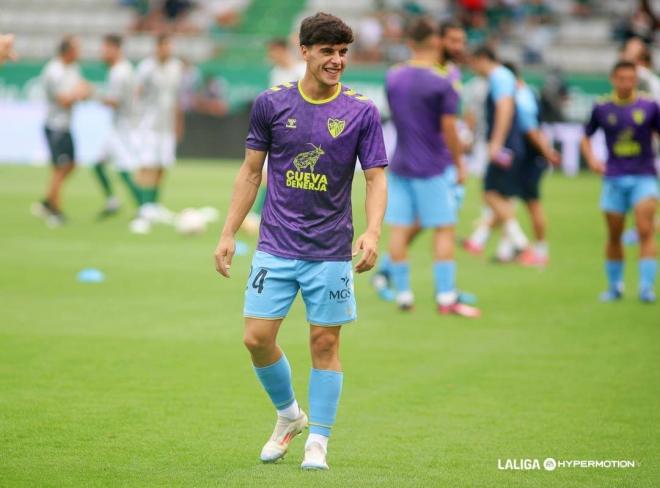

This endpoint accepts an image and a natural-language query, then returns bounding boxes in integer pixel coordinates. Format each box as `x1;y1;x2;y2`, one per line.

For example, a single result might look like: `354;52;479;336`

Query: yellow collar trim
297;80;342;105
611;91;638;106
406;60;447;76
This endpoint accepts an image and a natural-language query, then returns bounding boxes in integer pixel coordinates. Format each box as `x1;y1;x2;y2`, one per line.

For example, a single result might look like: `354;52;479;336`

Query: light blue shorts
385;171;457;228
442;165;466;210
600;175;658;214
244;251;356;326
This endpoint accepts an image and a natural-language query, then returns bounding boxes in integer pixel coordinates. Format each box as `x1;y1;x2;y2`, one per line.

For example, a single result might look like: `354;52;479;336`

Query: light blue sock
390;261;410;293
605;260;624;291
309;368;343;437
253;354;295;410
378;253;392;275
639;258;657;292
433;260;456;295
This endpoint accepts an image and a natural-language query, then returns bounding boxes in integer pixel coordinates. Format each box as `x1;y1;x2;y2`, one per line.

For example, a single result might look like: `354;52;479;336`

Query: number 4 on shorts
252;269;268;294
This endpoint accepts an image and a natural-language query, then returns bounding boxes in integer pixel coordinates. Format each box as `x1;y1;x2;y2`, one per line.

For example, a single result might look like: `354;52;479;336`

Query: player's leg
632;177;658;302
244;251;306;462
94;130;120;218
518;160;549;266
298;260;354;470
421;174;480;317
382;173;416;309
600;177;627;301
302;325;342;470
113;126;142;207
602;212;626;301
37;129;75;226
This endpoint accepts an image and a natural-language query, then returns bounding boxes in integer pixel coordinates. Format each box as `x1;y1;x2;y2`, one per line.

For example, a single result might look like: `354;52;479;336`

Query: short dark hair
268;37;289;49
299;12;354;46
58;35;76;55
439;20;463;37
472;45;497;62
103;34;123;48
406;17;438;43
611;60;637;74
501;61;519;78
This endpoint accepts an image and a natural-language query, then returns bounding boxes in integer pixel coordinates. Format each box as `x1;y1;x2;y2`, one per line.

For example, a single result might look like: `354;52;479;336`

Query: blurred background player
131;33;184;234
581;60;658;303
464;47;529;259
378;18;479;317
32;35;91;227
241;36;307;235
498;62;561;266
92;34;142;219
214;12;387;470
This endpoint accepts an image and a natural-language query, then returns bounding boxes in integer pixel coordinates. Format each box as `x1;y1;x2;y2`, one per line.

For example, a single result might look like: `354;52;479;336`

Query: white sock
469;224;491;247
534;241;548;257
436;291;458;306
496;236;515;260
396;290;414;307
277;399;300;420
504;219;529;249
306;433;328;452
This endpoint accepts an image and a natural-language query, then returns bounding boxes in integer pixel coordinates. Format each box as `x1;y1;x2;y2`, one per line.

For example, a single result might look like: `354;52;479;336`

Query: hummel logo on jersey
286;118;297;129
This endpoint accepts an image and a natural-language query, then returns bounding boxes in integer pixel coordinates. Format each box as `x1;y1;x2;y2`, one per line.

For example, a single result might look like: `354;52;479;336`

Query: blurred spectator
521;0;556;64
539;67;568;122
0;33;17;64
355;15;385;62
614;0;659;44
180;59;228;117
266;38;306;86
620;36;660;101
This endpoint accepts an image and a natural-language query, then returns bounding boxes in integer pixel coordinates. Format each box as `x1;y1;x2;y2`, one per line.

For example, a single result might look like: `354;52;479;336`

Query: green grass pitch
0;162;658;487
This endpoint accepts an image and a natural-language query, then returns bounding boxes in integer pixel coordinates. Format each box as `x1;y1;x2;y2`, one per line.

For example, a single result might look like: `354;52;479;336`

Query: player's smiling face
302;43;349;87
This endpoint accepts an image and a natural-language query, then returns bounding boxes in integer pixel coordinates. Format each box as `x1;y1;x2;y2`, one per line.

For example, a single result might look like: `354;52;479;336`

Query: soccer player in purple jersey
379;18;480;317
214;13;388;469
581;60;658;303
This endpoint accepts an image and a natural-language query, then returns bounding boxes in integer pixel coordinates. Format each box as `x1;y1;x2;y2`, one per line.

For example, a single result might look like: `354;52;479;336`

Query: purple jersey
584;93;660;177
246;81;388;261
386;62;459;178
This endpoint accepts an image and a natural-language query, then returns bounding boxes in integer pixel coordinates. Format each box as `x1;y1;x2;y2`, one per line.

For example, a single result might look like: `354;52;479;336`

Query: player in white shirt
93;34;142;218
33;35;91;227
131;34;184;234
242;37;307;234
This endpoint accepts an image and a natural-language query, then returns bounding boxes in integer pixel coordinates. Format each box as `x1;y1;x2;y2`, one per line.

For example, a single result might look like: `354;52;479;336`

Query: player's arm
490;95;514;158
441;114;467;184
354;166;387;273
214;148;266;277
526;129;560;166
580;105;605;174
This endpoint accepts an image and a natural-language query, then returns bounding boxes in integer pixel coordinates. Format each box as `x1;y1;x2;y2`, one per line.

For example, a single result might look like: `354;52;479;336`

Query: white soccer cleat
260;410;308;463
301;441;329;470
129;217;151;235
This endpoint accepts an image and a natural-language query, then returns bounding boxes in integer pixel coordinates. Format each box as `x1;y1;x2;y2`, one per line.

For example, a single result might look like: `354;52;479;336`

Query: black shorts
44;127;75;165
519;156;547;201
484;157;522;197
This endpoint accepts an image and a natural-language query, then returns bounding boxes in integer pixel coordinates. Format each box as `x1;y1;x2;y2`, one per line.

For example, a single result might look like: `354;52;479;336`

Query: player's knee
310;331;339;357
242;331;273;353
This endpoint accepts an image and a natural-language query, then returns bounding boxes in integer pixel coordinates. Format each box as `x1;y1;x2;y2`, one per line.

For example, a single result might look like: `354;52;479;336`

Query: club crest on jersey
327;118;345;138
286;118;297;129
287;143;328;192
632;109;646;125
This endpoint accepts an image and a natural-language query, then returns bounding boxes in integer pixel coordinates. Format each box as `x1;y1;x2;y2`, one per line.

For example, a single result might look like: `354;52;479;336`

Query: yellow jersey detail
297;80;342;104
